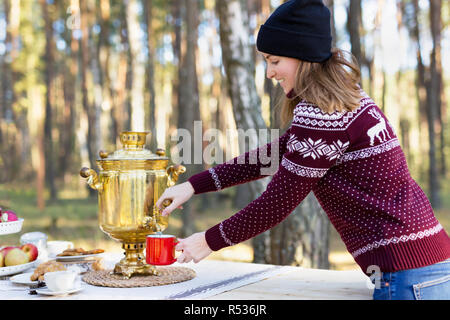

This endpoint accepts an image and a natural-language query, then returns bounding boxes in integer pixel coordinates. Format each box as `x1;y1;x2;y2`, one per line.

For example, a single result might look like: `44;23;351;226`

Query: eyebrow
263;54;272;60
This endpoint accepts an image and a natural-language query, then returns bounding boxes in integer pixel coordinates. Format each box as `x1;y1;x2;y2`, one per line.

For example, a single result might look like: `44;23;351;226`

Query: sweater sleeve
187;127;292;194
204;122;350;251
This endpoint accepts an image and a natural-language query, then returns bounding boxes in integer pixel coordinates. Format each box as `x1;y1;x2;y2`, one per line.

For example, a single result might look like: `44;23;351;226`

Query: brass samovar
80;131;185;278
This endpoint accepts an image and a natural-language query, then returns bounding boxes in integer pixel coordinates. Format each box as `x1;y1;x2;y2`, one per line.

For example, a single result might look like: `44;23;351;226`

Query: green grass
0;185;102;245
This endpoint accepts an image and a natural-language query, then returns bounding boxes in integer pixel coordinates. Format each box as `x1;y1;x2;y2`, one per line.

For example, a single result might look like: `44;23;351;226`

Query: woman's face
261;52;300;94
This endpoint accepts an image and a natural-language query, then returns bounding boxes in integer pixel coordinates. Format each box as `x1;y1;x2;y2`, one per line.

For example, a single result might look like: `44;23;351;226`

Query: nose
266;66;275;79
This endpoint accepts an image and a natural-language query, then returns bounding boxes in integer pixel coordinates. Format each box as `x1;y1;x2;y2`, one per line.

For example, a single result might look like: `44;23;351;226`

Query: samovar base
112;242;157;279
113;262;157;279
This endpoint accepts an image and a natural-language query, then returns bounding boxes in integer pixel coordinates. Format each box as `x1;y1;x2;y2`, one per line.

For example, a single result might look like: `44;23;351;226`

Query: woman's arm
175;123;350;260
188;127;292;194
204;123;350;250
156;128;291;216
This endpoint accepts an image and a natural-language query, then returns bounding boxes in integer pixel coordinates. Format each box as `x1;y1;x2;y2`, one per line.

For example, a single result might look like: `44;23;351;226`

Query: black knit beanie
256;0;332;63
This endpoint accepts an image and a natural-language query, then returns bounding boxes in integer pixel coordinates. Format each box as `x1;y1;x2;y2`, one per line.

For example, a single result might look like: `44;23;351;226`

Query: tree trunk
97;0;113;148
40;0;57;201
375;0;385;112
217;0;269;263
394;2;413;169
346;0;363;67
9;0;25;182
143;0;158;151
429;0;445;178
59;1;78;182
411;0;428;183
346;0;372;94
399;118;412;166
426;0;442;209
88;2;103;159
270;193;330;268
79;0;99;197
176;0;202;237
170;0;182;134
111;1;130;144
323;0;336;48
126;0;146;132
0;0;19;183
13;0;46;209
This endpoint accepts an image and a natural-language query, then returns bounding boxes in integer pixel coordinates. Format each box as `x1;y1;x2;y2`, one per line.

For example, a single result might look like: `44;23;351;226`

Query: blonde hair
276;48;362;129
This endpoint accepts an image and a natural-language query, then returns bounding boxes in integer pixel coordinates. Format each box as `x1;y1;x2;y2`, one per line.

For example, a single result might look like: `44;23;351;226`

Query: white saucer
0;260;38;277
9;272;37;286
35;285;84;296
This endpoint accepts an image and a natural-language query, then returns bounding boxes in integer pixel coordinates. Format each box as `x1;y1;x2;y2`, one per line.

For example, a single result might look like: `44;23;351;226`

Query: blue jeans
372;259;450;300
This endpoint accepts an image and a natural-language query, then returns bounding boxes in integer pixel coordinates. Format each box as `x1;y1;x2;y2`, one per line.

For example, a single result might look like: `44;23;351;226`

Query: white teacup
44;271;77;292
47;241;74;258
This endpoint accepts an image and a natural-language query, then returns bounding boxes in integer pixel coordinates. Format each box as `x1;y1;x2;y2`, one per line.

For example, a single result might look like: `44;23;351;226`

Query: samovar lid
99;131;168;160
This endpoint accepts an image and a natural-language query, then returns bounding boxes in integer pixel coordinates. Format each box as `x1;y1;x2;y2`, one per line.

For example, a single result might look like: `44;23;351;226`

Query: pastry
57;247;104;256
85;249;104;255
30;261;67;281
91;258;106;271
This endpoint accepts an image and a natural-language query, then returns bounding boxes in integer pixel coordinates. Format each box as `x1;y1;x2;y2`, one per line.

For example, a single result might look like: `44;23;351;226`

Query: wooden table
206;266;373;300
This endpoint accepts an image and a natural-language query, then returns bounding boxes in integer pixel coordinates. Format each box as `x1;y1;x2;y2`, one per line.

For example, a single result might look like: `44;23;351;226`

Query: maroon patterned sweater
188;91;450;273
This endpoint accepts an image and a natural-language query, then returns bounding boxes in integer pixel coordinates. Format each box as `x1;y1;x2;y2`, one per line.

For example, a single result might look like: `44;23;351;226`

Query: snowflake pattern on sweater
287;135;350;161
188;91;450;273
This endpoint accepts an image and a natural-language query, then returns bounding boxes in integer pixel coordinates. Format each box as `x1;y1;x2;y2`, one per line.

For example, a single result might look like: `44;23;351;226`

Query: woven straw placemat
82;267;196;288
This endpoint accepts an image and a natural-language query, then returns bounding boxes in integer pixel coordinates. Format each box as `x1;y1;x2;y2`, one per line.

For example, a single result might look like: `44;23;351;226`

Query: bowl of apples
0;208;24;235
0;243;39;276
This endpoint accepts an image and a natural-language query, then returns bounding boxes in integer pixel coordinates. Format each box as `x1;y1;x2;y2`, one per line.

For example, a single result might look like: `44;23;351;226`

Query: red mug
146;234;179;265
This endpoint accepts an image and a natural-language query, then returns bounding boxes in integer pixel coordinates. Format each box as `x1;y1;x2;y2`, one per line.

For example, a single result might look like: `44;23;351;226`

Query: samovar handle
80;167;103;191
143;199;172;230
166;164;186;187
99;150;109;159
161;199;172;208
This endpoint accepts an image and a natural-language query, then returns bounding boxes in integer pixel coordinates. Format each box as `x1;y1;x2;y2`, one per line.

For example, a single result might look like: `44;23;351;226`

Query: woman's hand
176;232;212;263
155;181;195;216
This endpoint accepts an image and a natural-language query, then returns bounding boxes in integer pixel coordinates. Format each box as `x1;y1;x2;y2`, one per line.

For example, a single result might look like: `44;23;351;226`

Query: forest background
0;0;449;271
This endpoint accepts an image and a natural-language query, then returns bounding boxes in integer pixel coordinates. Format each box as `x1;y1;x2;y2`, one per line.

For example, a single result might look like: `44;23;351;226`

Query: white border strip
351;224;444;258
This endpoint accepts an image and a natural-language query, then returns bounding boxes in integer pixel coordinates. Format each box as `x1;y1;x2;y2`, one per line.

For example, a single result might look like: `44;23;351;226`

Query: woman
156;0;450;300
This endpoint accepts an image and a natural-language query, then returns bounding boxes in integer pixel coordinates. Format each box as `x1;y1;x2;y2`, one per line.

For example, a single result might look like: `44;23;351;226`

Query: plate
55;253;104;262
0;260;38;277
9;272;37;285
0;218;24;235
35;285;84;296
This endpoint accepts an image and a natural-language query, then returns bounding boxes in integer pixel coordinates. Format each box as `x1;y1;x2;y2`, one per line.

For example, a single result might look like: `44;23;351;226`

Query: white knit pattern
219;223;236;246
337;138;401;164
292;97;375;131
287;135;349;161
209;167;222;191
281;157;328;178
351;224;444;258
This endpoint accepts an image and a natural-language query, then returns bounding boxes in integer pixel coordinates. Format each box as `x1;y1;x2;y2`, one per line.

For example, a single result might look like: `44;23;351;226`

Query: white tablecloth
1;253;298;300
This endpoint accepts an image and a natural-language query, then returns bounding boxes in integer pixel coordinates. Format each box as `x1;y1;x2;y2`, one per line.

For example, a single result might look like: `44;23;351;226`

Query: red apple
0;246;18;258
1;210;18;222
0;251;4;267
20;243;38;262
5;248;29;266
